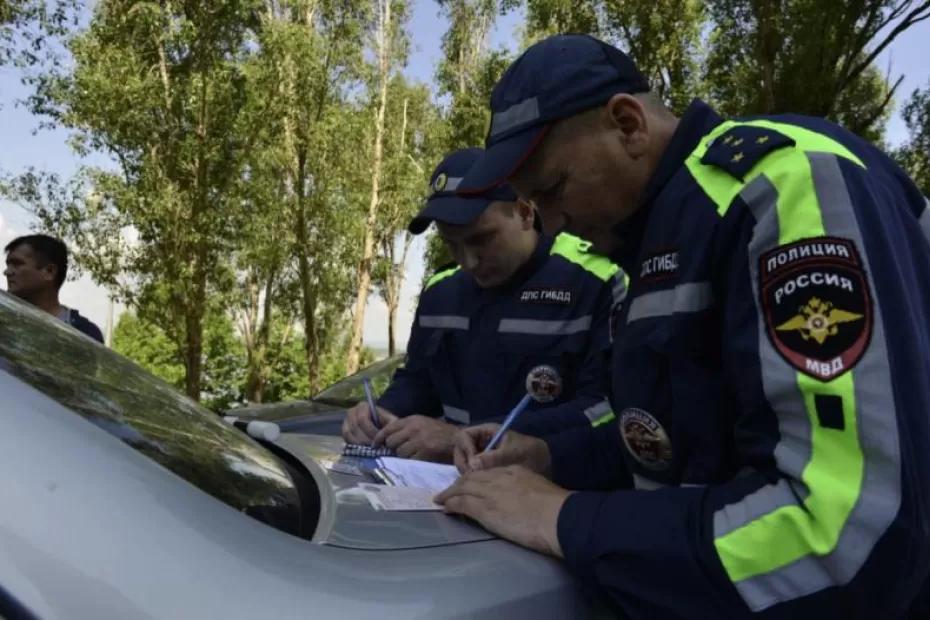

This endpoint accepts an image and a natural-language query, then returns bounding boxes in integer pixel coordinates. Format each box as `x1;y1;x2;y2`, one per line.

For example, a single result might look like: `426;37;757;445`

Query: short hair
4;234;69;289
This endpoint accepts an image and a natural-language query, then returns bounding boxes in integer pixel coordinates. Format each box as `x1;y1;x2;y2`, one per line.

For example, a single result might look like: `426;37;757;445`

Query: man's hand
436;465;571;558
452;424;552;476
342;401;398;444
373;415;458;462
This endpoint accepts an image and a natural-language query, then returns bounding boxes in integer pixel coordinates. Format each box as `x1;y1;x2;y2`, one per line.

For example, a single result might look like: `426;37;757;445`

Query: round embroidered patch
525;364;563;403
432;172;448;193
619;408;673;471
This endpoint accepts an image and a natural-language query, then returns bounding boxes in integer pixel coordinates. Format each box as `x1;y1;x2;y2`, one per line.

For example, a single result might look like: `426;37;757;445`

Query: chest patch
760;237;872;381
518;288;573;305
525;364;563;403
639;249;680;282
619;408;673;471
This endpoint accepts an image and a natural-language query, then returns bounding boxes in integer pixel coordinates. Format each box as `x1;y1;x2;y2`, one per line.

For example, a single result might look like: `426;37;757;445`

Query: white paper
359;483;443;511
375;457;460;493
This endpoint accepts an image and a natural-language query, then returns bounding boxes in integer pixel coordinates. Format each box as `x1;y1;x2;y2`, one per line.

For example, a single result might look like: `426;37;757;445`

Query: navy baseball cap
458;34;649;193
407;147;518;235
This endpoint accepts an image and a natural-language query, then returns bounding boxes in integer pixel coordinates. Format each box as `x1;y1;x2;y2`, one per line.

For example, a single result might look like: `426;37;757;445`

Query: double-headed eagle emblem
776;297;863;344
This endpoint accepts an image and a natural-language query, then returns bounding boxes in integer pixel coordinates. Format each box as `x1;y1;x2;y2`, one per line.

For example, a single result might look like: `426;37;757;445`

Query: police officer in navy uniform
437;35;930;618
342;147;626;464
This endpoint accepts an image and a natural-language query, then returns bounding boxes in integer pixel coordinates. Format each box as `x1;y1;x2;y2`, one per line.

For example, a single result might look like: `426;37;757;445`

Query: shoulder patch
700;125;795;180
759;237;872;381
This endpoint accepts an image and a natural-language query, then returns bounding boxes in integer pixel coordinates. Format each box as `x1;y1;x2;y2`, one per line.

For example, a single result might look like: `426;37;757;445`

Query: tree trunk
243;266;277;403
387;301;397;355
347;0;392;373
183;282;204;400
183;64;212;402
384;232;412;357
751;0;779;113
294;148;321;395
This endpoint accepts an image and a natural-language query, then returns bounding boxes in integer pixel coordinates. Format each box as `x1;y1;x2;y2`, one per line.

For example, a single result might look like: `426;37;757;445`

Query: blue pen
483;393;533;453
362;377;381;430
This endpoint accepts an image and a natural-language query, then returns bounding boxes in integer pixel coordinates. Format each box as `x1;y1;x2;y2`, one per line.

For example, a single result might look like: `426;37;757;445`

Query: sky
1;2;928;350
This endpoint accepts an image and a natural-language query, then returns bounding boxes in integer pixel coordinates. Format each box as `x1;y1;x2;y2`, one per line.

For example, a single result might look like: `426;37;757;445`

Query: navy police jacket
550;100;930;618
377;232;625;437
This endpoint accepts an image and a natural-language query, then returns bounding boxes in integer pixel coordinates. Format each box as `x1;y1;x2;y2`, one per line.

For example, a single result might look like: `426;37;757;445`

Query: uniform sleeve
376;305;442;418
545;420;630;490
555;152;924;617
511;274;618;437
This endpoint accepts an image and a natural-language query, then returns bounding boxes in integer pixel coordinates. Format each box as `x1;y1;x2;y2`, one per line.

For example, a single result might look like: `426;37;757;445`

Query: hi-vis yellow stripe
684;120;864;217
425;265;460;289
687;120;866;583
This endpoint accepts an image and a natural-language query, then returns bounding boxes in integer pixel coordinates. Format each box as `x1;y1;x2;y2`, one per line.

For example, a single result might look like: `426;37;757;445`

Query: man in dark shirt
4;234;104;343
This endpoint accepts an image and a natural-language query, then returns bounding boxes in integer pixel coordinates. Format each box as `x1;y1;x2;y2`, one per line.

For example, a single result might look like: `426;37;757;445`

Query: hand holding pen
363;377;381;435
483;364;563;453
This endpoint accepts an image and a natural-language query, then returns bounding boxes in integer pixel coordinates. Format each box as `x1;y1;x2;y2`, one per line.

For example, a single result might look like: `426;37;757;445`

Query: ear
602;93;649;159
516;198;536;230
41;262;58;285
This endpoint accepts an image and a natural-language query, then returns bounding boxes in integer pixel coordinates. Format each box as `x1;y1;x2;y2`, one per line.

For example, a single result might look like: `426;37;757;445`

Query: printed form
358;457;460;511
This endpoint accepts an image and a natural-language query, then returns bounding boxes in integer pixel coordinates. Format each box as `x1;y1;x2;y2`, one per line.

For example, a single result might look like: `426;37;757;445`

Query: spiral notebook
342;443;397;458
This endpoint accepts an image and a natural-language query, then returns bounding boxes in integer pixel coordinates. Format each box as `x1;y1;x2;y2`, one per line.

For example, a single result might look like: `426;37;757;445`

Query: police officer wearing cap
437;35;930;618
342;147;626;464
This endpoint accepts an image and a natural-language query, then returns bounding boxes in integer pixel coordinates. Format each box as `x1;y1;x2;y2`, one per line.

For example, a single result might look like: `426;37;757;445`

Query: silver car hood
274;434;495;550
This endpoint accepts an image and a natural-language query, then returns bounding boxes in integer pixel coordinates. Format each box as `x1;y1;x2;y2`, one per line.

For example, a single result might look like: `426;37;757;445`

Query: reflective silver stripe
444;176;463;191
442;404;470;424
490;97;540;137
919;197;930;244
716;173;819;609
498;315;591;335
611;273;628;307
632;474;666;490
419;314;469;330
583;400;613;424
714;478;800;538
738;175;815;505
717;153;901;611
626;282;713;323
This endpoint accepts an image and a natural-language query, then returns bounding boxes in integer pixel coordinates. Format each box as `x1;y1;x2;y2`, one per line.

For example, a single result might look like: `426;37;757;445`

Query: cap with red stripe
458;34;649;194
408;148;518;235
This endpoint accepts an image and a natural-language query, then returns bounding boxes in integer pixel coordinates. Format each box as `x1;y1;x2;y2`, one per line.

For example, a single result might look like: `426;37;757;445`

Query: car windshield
313;355;403;407
0;291;308;537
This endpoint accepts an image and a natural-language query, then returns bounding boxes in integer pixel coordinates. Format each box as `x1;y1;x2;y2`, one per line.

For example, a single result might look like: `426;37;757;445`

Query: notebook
342;443;396;458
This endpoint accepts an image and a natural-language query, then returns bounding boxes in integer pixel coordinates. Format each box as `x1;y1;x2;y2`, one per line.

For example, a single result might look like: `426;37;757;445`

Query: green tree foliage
373;76;443;355
421;0;511;277
112;311;247;410
23;0;263;399
506;0;598;37
436;0;508;148
111;312;185;388
347;0;413;373
7;0;928;408
512;0;706;114
704;0;930;141
0;0;80;67
895;81;930;195
599;1;705;114
245;0;370;392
